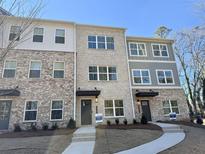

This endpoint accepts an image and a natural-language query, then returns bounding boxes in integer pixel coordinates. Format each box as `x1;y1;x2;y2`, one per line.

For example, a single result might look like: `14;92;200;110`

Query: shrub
196;115;203;125
14;124;22;132
133;119;137;124
51;123;58;130
123;119;128;125
115;118;119;125
141;114;148;124
42;123;49;130
67;118;76;129
107;120;111;126
31;123;37;131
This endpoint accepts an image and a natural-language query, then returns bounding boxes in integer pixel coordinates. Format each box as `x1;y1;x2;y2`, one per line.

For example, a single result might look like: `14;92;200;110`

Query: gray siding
129;62;181;87
127;41;175;61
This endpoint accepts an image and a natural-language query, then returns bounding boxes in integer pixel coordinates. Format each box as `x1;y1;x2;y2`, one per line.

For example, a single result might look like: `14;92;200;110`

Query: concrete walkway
62;126;96;154
116;122;185;154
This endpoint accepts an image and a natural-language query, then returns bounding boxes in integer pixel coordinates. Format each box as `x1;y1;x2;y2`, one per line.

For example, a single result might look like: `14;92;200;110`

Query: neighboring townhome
126;36;189;121
75;24;134;126
0;16;76;130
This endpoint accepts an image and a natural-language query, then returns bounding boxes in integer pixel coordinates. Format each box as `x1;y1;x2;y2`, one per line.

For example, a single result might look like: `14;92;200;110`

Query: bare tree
0;0;43;61
155;26;172;39
174;28;205;114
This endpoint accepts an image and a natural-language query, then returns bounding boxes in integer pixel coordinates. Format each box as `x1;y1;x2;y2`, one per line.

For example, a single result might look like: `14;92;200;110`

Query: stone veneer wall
0;49;74;130
133;88;190;122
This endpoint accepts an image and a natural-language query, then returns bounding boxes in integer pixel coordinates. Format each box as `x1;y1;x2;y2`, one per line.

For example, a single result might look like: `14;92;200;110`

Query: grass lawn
94;123;163;154
0;128;75;154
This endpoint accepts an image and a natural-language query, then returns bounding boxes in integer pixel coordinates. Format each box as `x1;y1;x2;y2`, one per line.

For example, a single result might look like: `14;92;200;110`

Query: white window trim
53;61;65;79
87;35;114;50
128;42;147;57
23;100;38;122
33;27;44;43
9;25;21;41
50;99;64;121
132;69;152;85
156;69;175;85
2;59;17;78
55;29;66;44
151;43;169;57
163;100;180;116
88;66;118;81
28;60;42;79
104;99;125;118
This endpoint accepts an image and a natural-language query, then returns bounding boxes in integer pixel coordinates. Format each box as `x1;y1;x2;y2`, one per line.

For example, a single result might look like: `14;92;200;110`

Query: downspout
124;32;136;119
73;23;77;120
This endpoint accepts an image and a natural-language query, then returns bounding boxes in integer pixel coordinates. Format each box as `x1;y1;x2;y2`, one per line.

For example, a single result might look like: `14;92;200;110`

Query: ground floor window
104;100;124;117
51;100;63;120
24;101;38;121
163;100;179;115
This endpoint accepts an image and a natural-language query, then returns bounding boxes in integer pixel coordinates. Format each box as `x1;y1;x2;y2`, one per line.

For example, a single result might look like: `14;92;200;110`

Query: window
24;101;38;121
163;100;179;115
51;100;63;120
157;70;174;84
104;100;124;117
88;35;114;49
88;36;97;49
89;66;117;81
129;43;146;56
53;62;64;78
152;44;168;57
29;61;41;78
9;26;20;41
33;27;44;42
89;66;97;80
3;60;16;78
55;29;65;44
132;69;151;84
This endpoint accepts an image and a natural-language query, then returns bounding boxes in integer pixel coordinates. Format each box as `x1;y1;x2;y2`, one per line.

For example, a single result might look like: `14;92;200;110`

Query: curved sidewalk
116;122;185;154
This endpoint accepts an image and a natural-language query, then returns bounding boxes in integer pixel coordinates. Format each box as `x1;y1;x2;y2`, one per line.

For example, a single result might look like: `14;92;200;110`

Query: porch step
71;126;96;143
72;135;96;142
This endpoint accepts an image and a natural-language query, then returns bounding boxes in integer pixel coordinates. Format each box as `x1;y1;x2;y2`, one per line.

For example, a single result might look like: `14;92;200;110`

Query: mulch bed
0;128;76;138
159;120;205;129
96;123;162;130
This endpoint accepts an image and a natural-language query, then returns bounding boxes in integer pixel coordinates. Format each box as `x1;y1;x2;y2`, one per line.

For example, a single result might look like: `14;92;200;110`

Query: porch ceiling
135;91;159;97
0;89;20;96
76;90;101;97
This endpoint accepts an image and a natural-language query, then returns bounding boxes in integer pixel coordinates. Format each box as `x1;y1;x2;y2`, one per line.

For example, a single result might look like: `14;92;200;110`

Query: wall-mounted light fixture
95;96;98;103
137;99;141;113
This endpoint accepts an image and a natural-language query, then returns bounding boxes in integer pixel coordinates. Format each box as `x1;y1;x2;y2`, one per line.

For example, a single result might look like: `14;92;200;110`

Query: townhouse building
0;11;189;130
127;36;189;121
0;16;76;130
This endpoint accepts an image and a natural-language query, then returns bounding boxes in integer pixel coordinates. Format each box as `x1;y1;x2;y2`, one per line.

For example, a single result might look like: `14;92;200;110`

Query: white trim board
131;86;183;89
128;60;176;63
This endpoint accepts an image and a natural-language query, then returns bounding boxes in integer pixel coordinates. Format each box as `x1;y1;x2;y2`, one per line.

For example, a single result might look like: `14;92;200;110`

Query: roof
0;7;12;16
76;90;101;97
127;36;174;43
0;89;20;96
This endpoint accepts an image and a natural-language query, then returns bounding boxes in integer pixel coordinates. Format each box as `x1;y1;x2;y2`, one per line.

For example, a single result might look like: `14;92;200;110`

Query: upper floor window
55;29;65;44
129;43;146;56
104;100;124;117
132;69;151;85
9;26;20;41
29;61;41;78
89;66;117;81
163;100;179;115
51;100;63;120
24;101;38;122
152;44;168;57
53;62;64;78
33;27;44;42
88;35;114;50
156;70;174;84
3;60;16;78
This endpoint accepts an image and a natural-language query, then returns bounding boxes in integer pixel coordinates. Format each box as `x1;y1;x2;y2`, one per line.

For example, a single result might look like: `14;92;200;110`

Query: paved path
116;122;185;154
62;126;96;154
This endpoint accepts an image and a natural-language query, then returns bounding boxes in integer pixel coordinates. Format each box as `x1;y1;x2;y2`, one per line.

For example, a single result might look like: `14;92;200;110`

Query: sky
41;0;204;37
